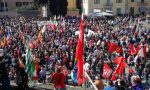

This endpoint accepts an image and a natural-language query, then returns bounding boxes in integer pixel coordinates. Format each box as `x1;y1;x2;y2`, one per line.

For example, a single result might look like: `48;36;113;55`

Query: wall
67;0;76;10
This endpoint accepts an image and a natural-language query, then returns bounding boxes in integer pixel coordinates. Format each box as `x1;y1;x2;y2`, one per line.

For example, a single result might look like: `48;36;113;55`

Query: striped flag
25;36;38;78
102;63;113;79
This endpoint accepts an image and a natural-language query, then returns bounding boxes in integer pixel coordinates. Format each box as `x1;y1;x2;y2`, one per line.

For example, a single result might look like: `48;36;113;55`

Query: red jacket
52;73;66;88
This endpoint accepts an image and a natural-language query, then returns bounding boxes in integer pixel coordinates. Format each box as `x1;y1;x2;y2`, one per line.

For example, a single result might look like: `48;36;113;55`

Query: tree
34;0;68;16
39;0;48;4
49;0;68;16
76;0;82;15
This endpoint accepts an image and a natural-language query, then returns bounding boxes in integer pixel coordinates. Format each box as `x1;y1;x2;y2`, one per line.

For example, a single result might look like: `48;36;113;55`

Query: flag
25;36;38;78
75;14;84;85
102;63;113;79
62;18;65;29
0;34;6;48
29;60;38;78
18;57;25;68
54;15;56;20
111;57;127;81
116;45;123;54
114;56;124;64
37;30;43;44
37;25;46;44
135;45;141;54
25;36;33;73
71;66;78;84
41;25;46;34
129;44;136;55
108;42;117;53
18;46;25;68
6;31;11;45
133;45;146;62
6;31;10;40
47;20;57;30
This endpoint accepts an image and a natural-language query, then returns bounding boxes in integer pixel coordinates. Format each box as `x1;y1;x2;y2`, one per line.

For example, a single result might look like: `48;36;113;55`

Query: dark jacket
0;56;9;80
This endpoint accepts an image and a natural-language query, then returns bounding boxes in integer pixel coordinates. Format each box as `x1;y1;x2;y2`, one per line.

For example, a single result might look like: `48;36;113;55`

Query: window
94;0;100;4
23;2;29;6
16;2;22;7
130;7;134;14
107;0;110;3
141;0;144;3
131;0;134;2
1;2;7;7
30;2;34;5
116;0;122;3
116;8;121;15
0;2;8;11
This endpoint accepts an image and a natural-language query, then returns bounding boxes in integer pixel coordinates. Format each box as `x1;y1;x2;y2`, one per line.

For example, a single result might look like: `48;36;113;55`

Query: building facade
0;0;77;16
0;0;33;12
83;0;150;15
67;0;76;10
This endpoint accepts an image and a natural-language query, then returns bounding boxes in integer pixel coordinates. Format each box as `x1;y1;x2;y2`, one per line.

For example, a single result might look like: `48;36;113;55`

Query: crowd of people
0;14;150;90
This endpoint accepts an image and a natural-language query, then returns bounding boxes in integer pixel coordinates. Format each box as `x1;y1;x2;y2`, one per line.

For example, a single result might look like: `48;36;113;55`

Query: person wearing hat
0;49;10;90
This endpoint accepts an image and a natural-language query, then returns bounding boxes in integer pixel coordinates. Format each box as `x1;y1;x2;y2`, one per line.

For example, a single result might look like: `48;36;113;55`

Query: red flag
111;73;117;81
102;63;113;79
129;44;136;55
37;30;43;44
116;45;123;54
114;56;123;64
76;14;84;85
135;45;141;54
111;57;127;81
108;42;118;53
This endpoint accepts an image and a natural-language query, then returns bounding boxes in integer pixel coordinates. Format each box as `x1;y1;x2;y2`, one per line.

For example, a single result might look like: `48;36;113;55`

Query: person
39;67;46;84
51;66;66;90
145;62;150;83
131;77;144;90
94;76;104;90
0;49;10;90
104;80;116;90
117;80;126;90
16;67;28;90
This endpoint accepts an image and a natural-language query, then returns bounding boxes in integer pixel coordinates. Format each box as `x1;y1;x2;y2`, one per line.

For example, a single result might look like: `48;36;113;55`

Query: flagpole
82;0;86;89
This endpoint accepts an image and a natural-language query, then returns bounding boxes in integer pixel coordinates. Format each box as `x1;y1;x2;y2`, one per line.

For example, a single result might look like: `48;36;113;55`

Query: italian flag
25;35;38;79
30;61;38;78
